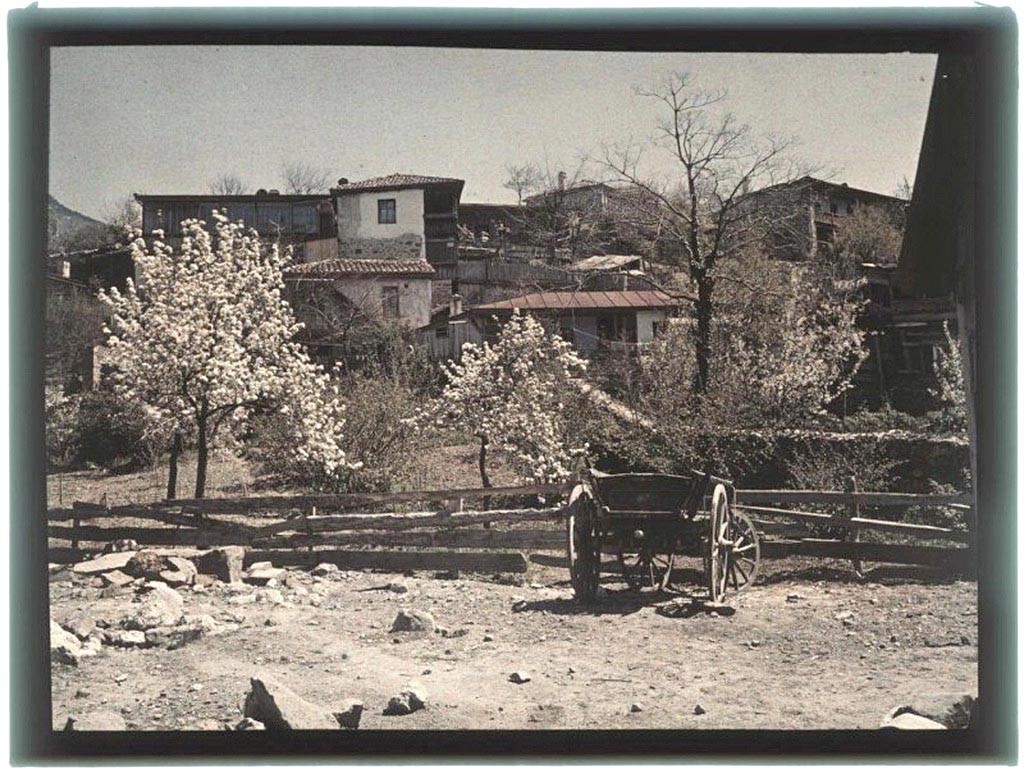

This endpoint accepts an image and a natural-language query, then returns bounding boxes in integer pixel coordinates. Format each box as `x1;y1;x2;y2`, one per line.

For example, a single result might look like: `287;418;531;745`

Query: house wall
335;189;425;260
570;315;599;352
333;276;432;329
636;309;670;343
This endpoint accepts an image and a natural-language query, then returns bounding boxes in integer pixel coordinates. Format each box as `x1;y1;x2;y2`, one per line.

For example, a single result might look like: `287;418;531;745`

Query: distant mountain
48;195;114;254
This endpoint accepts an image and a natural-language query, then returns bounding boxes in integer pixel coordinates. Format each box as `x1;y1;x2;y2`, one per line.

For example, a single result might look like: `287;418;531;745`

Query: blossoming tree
432;310;588;485
100;213;352;498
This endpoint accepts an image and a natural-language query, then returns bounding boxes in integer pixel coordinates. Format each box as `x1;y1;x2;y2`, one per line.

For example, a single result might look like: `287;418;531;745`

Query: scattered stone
334;699;365;729
391;609;435;633
71;552;136;576
121;582;184;630
114;673;128;683
693;704;707;715
383;684;428;716
386;582;408;594
311;563;339;577
195;546;246;584
243;676;339;730
100;569;135;588
248;561;273;572
483;634;494;643
440;628;468;639
630;703;643;713
786;593;803;603
509;671;531;684
880;711;947;730
50;620;84;665
63;711;127;731
124;550;170;581
834;611;854;621
434;569;459;580
104;629;147;647
245;566;289;587
255;589;285;605
75;688;91;699
235;717;266;731
158;556;198;587
195;719;223;731
144;622;206;649
103;538;139;555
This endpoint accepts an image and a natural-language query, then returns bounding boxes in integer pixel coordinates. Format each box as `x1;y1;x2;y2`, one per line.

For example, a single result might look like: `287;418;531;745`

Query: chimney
557;171;567;191
449;293;463;318
337;178;349;186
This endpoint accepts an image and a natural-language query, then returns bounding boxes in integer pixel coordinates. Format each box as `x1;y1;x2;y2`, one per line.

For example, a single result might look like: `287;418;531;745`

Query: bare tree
502;163;542;205
209;172;247;195
597;72;803;394
104;196;142;242
281;161;332;194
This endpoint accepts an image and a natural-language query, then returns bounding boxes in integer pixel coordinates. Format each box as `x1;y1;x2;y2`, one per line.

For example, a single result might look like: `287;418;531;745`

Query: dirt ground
49;557;977;731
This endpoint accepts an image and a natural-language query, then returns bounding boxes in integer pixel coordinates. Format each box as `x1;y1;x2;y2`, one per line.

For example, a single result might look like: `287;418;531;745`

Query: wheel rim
708;485;729;603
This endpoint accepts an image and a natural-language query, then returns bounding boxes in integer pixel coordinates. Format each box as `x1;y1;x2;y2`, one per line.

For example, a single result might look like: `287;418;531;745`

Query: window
381;286;400;319
378;198;397;224
435;326;449;339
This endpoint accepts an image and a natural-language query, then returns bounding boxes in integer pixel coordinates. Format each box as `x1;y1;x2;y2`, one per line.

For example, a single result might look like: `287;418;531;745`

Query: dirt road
50;560;976;731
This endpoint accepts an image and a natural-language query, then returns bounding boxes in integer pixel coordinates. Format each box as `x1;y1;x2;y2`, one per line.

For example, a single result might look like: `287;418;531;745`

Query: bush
45;386;80;470
73;388;163;471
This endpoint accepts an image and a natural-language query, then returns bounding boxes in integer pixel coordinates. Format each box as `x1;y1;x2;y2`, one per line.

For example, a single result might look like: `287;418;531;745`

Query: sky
49;46;937;220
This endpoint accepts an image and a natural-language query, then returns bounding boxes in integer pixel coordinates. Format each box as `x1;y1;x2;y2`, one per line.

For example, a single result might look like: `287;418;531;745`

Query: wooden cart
566;468;761;603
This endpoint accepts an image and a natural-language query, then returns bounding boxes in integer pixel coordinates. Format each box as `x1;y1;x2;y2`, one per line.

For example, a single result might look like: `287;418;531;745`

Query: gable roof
463;290;680;315
331;174;464;194
285;258;436;279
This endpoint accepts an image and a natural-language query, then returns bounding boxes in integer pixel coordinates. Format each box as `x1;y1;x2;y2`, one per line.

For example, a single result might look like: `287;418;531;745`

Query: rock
391;609;435;633
114;673;128;683
243;676;339;730
104;629;147;647
334;699;365;729
248;561;273;571
383;685;427;716
121;582;184;630
100;570;135;588
483;634;494;643
434;569;460;580
886;694;975;729
630;703;643;713
103;538;139;554
50;620;83;665
693;704;707;715
245;567;288;587
509;671;531;684
834;610;854;621
786;593;803;603
311;563;339;577
75;688;91;699
71;552;136;576
195;546;246;584
880;710;947;730
158;556;198;587
63;711;127;731
386;582;408;594
255;589;285;605
195;719;223;731
235;717;266;731
125;550;169;581
61;613;98;641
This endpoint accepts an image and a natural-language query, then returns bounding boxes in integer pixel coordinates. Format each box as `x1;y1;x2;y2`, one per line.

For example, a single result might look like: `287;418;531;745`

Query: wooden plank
736;490;972;507
167;481;573;514
760;538;973;569
253;507;565;539
254;527;565;551
736;504;836;524
48;525;247;547
243;549;530;574
849;517;970;542
747;519;811;539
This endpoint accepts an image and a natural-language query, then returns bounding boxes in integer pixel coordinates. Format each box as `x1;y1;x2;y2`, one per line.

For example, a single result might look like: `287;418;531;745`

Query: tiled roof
285;258;436;278
465;290;680;313
332;174;464;193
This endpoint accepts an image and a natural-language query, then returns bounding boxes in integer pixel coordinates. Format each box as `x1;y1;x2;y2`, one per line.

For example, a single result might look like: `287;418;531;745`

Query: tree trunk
166;431;182;500
693;275;714;394
194;413;209;499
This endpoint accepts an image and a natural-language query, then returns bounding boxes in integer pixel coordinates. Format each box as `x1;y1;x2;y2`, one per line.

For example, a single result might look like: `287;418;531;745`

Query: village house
284;257;435;360
331;173;464;266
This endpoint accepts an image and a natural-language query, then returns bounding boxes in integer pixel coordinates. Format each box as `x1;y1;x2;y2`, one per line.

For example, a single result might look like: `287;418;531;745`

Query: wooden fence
46;477;975;577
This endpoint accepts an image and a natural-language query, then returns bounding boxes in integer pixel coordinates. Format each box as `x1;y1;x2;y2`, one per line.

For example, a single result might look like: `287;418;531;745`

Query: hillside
48;195;112;254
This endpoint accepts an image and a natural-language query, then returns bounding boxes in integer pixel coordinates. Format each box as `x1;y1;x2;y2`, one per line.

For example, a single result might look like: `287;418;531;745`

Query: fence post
71;516;80;551
306;507;316;563
844;475;864;578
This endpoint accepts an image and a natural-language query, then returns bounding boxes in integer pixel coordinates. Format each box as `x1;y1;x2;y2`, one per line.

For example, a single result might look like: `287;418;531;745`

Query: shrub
45;386;81;470
72;388;164;470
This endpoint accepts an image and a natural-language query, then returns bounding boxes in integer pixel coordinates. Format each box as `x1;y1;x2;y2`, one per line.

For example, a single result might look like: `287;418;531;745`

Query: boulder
158;556;198;587
243;676;339;730
71;552;136;576
890;693;975;729
104;629;147;647
311;563;339;577
63;711;127;731
391;609;435;633
100;570;135;588
121;582;184;631
50;620;82;665
880;710;947;730
246;567;289;587
383;684;428;716
235;717;266;731
334;699;365;729
125;550;170;580
196;546;245;584
144;623;205;650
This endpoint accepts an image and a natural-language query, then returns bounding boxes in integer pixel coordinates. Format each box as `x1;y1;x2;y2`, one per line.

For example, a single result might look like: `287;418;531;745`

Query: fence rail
47;477;973;577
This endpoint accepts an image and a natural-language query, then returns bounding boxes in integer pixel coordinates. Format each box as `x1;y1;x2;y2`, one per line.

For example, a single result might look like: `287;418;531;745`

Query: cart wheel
567;486;598;603
618;549;674;591
707;485;761;603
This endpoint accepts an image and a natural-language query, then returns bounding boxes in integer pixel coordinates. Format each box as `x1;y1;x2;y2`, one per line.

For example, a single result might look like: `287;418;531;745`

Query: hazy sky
50;46;937;219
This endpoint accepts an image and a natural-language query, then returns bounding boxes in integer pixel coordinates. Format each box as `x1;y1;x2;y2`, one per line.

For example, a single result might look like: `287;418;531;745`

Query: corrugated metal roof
332;174;464;193
285;258;436;278
466;290;680;313
569;254;643;272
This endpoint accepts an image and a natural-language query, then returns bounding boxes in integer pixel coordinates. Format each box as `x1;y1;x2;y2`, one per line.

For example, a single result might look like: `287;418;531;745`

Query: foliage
45;386;81;469
928;321;968;435
100;213;354;496
831;203;904;266
427;310;588;484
